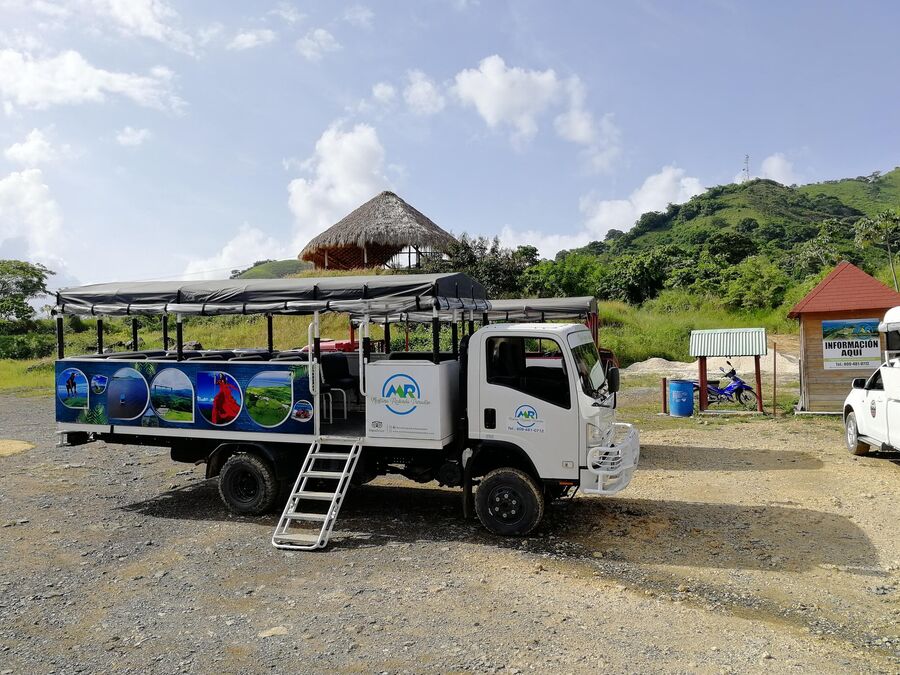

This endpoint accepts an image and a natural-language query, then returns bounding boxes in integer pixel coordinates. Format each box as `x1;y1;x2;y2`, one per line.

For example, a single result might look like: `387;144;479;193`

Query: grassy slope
236;259;312;279
796;167;900;216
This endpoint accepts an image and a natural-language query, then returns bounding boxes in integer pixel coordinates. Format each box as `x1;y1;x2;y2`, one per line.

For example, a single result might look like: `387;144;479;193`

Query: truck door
860;367;888;443
478;334;579;479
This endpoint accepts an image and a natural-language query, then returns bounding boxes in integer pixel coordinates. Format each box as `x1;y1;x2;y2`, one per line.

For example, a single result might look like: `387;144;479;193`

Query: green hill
796;167;900;217
233;259;311;279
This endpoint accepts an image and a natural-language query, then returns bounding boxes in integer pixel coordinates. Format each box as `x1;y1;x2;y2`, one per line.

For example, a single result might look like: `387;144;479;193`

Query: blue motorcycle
692;360;759;409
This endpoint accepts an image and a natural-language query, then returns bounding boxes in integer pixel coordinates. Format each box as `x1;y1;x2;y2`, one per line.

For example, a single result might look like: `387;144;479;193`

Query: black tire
218;452;279;515
475;468;544;536
737;389;759;410
845;412;870;456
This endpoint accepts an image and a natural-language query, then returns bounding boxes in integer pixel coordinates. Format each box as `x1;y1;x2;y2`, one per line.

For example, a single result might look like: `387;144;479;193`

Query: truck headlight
586;423;606;447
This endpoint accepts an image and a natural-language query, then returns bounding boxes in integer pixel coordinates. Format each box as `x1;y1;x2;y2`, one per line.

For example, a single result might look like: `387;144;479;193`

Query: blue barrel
669;379;695;417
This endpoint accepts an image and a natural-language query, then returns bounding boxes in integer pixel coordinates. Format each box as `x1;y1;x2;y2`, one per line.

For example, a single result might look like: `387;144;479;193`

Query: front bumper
580;422;640;495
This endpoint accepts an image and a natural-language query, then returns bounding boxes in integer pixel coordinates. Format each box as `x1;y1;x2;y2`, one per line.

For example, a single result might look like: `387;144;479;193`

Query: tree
0;260;55;321
855;210;900;291
423;235;538;297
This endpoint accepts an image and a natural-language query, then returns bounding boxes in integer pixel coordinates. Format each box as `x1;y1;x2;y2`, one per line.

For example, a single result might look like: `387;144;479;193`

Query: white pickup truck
843;306;900;455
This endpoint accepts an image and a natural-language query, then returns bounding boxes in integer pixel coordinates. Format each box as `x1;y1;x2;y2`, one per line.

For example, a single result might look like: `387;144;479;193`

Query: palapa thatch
299;191;457;269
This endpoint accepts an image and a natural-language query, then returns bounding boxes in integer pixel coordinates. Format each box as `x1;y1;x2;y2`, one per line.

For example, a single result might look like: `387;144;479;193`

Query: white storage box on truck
52;275;639;550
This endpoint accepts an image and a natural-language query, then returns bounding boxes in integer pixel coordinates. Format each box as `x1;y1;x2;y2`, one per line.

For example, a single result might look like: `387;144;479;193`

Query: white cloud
553;76;621;172
343;5;374;28
371;81;396;104
115;126;151;146
196;22;224;46
0;168;66;268
296;28;340;62
183;224;283;280
227;28;276;51
453;55;562;144
403;70;445;116
0;49;183;111
287;121;389;251
734;152;800;186
88;0;194;54
269;2;304;24
4;128;70;165
499;165;704;258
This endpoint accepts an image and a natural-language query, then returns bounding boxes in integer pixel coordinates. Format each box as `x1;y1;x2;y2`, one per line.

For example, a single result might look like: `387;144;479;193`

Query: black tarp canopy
54;273;488;317
351;296;597;324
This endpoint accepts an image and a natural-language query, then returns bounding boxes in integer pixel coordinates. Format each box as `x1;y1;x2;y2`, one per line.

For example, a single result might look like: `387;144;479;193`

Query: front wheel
737;389;759;410
218;452;279;515
475;468;544;536
845;412;870;456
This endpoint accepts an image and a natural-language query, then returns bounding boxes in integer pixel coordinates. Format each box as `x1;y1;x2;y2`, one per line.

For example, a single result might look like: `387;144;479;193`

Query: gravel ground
1;392;899;674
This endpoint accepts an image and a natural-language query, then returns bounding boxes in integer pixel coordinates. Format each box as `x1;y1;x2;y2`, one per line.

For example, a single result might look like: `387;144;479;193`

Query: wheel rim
487;485;526;525
230;469;260;504
740;391;757;410
847;417;857;448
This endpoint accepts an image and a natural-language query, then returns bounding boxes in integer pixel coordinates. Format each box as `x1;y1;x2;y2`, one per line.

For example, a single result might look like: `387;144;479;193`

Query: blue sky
0;0;897;290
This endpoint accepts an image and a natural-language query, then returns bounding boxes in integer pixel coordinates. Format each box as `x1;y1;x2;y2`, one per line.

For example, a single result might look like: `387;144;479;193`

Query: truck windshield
567;331;605;397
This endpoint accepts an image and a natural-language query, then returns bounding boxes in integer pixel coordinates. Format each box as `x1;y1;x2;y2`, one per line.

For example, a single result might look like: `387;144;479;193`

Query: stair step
312;452;351;460
285;511;329;522
294;490;338;501
273;532;320;545
301;470;343;479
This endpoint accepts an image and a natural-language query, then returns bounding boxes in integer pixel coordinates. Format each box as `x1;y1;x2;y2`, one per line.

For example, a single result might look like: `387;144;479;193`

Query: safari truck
52;274;639;549
844;306;900;455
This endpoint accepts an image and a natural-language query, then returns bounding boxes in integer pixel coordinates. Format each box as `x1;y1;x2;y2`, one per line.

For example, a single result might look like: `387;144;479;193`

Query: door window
486;336;571;409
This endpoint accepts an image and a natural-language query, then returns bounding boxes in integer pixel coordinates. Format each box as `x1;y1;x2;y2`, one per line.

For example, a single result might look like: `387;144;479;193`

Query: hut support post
175;315;183;361
754;355;763;412
56;316;64;359
432;307;440;364
451;311;459;358
131;318;139;352
266;315;274;354
384;319;391;354
698;356;708;411
162;315;169;351
96;319;104;354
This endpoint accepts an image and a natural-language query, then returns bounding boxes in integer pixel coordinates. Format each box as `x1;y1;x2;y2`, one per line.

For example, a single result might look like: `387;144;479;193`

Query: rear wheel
475;468;544;536
845;412;870;456
737;389;759;410
218;452;279;515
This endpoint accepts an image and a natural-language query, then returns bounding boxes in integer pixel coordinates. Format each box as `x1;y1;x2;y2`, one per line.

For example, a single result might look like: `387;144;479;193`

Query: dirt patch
0;439;33;457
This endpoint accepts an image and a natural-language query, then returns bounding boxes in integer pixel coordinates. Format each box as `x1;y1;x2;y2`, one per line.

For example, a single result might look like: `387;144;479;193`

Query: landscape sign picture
821;319;882;370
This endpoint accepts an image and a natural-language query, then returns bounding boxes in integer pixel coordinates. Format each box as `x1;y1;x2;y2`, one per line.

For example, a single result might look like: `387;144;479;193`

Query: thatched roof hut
299;191;457;269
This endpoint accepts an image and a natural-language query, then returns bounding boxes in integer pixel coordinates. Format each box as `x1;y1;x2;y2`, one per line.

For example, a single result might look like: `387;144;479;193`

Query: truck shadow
638;444;824;471
123;480;880;575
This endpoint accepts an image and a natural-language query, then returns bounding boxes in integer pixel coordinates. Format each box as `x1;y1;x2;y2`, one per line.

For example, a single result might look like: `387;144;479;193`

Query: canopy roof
689;328;767;357
788;261;900;317
54;273;487;317
351;296;597;324
299;191;458;269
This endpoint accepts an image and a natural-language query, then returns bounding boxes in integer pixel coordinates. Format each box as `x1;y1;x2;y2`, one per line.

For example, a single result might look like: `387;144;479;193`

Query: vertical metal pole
754;355;763;413
56;316;64;359
698;356;708;412
176;315;184;361
451;311;459;358
405;319;409;352
131;318;139;352
96;319;104;354
432;306;440;364
384;319;391;354
467;310;475;336
313;311;320;438
772;342;777;417
662;377;668;414
162;315;169;351
266;314;274;354
482;312;489;327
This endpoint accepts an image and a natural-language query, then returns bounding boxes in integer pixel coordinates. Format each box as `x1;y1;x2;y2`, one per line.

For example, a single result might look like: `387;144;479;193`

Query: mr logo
382;374;421;415
515;404;538;428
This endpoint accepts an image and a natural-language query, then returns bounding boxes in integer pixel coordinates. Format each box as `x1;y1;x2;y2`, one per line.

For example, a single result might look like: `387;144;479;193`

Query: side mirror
852;378;867;389
606;366;620;394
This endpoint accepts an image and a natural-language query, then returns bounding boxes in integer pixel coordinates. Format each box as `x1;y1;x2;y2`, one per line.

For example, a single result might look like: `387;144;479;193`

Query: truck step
311;452;351;460
294;491;338;501
285;511;328;522
300;470;344;479
273;532;320;545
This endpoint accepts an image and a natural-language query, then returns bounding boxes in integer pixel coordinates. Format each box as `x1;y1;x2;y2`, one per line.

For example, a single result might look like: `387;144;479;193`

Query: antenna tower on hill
742;154;750;183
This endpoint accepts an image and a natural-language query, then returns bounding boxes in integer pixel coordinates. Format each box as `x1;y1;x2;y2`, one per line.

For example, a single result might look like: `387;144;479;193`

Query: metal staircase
271;438;362;550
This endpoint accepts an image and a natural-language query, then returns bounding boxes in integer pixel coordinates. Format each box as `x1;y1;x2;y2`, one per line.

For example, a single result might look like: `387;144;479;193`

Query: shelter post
162;315;168;350
56;316;64;359
266;315;274;354
96;319;103;354
131;318;139;351
698;357;708;411
754;355;763;412
772;342;777;417
175;314;183;361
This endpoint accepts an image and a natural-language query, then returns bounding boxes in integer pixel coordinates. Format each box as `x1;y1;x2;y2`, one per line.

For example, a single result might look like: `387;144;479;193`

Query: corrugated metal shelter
788;261;900;412
690;328;767;412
